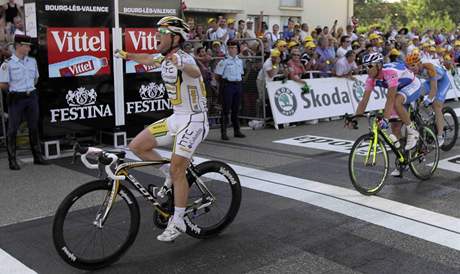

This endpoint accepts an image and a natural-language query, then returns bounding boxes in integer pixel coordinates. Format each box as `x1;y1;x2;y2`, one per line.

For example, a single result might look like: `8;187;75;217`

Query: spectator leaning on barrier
287;48;307;84
275;39;289;63
0;35;47;170
315;36;336;75
256;49;283;114
215;40;245;140
334;50;358;79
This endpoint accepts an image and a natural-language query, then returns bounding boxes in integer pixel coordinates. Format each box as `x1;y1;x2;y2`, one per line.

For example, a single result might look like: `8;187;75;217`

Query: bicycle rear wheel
441;106;458;151
185;161;242;239
349;133;389;195
53;180;140;270
409;127;439;180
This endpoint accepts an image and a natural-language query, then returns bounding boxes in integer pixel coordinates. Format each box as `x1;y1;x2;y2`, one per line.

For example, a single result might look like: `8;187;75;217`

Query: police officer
215;40;245;140
0;35;47;170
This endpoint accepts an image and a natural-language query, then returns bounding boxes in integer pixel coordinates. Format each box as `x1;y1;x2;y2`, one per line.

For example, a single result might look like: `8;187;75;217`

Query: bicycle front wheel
185;161;242;239
349;133;389;195
409;127;439;180
441;106;458;151
52;180;140;270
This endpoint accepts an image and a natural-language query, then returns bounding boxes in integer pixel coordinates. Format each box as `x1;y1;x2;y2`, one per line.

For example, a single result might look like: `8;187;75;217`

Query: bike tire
409;126;439;180
440;106;458;151
52;180;140;270
348;133;389;195
185;161;242;239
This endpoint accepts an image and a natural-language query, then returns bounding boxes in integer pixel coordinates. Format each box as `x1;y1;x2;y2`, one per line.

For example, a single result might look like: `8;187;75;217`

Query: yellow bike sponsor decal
147;119;168;137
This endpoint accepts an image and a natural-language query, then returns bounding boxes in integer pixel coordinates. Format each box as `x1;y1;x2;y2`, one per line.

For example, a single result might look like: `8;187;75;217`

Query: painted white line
454;108;460;117
0;249;36;274
124;148;460;251
437;155;460;173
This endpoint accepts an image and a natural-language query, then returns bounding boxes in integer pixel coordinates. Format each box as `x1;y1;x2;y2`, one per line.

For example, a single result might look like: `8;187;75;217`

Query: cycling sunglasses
158;28;173;35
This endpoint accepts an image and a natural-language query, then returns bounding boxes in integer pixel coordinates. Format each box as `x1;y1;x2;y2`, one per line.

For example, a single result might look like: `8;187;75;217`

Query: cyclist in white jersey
115;16;208;242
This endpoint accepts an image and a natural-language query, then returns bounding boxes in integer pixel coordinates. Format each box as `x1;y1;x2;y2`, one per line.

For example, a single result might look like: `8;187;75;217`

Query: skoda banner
266;78;355;125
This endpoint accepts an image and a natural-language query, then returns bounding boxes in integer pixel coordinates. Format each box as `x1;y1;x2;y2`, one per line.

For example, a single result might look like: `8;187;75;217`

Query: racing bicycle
52;144;242;270
345;108;439;195
417;104;458;151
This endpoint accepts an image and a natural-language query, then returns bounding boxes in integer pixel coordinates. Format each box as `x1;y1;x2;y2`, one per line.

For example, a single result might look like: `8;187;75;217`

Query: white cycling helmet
157;16;190;41
361;52;384;66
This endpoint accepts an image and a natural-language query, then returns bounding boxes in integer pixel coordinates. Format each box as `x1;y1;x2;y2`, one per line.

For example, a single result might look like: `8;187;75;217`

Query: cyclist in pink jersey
354;53;420;151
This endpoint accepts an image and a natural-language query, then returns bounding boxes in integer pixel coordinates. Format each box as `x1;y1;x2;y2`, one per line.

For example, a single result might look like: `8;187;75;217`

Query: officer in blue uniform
215;40;245;140
0;35;47;170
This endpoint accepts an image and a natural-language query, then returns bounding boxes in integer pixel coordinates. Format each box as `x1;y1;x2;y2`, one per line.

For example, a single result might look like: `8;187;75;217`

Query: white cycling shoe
157;217;186;242
405;129;419;150
437;134;445;147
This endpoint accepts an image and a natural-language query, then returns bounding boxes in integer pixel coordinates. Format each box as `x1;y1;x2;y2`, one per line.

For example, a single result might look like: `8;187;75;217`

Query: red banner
47;27;111;78
124;28;159;54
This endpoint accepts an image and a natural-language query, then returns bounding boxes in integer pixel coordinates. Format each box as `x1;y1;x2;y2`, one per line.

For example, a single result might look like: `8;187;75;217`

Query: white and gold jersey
161;50;207;114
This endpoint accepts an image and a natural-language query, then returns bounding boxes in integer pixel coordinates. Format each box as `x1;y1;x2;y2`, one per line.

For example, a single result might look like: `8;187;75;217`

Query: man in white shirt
335;50;358;78
299;23;309;42
336;36;351;58
215;18;229;53
346;24;358;41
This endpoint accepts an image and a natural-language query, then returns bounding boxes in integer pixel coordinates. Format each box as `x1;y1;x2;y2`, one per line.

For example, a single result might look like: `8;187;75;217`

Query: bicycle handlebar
74;143;126;181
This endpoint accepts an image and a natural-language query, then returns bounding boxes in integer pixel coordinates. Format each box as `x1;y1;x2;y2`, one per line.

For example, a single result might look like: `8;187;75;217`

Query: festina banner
124;28;161;74
47;27;111;78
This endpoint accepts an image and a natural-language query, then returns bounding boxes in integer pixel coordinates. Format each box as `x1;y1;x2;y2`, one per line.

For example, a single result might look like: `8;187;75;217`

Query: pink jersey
365;62;415;91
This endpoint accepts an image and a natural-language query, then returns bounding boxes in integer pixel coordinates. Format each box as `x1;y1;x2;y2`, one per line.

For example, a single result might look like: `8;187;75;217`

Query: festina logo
126;99;171;114
50;105;113;122
51;31;107;53
128;30;158;51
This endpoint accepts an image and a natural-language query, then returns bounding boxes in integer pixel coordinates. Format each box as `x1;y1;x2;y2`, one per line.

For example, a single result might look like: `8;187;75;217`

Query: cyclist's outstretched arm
126;52;161;67
356;88;372;115
383;87;397;120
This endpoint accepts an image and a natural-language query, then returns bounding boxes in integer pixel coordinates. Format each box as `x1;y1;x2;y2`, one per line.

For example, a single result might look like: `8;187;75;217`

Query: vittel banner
124;28;161;74
47;27;111;78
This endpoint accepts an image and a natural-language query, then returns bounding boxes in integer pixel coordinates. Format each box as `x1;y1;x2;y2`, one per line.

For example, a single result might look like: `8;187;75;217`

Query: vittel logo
127;30;158;51
51;30;107;53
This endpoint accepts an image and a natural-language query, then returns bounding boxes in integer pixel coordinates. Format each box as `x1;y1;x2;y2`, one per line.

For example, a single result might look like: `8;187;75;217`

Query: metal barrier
187;38;266;126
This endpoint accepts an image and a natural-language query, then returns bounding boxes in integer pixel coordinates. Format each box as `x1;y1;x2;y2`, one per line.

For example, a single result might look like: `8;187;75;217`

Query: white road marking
437;155;460;173
126;149;460;251
0;248;36;274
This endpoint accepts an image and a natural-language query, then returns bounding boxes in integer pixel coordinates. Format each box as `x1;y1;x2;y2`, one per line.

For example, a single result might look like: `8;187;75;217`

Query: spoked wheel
348;133;389;195
53;180;140;270
440;106;458;151
184;161;242;239
409;127;439;180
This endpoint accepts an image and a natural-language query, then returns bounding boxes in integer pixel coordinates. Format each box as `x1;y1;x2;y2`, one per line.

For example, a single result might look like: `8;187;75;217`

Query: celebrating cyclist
353;53;420;151
405;52;449;146
115;16;208;242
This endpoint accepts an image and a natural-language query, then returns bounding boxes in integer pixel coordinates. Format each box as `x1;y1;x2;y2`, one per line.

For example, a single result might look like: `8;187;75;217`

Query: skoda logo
274;87;297;116
352;80;365;101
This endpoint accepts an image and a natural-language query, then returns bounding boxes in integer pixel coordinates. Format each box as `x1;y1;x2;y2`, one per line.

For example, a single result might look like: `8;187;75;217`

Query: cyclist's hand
168;53;184;70
423;95;433;107
344;114;358;129
378;117;389;129
114;49;128;59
